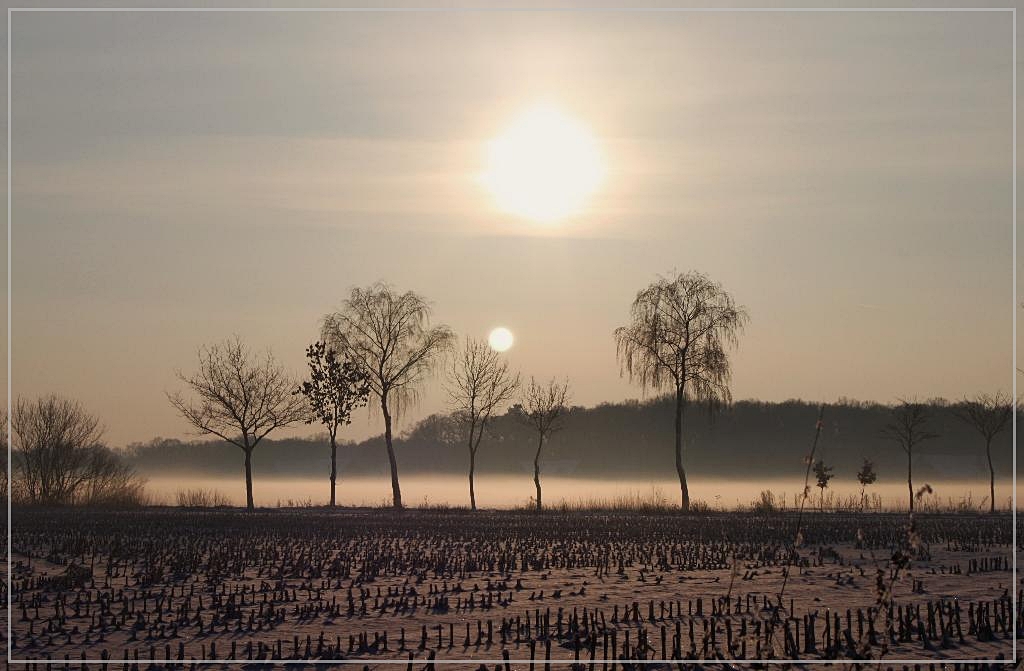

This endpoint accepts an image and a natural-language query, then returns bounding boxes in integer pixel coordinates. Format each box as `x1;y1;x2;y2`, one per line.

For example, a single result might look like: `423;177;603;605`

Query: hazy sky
8;8;1016;446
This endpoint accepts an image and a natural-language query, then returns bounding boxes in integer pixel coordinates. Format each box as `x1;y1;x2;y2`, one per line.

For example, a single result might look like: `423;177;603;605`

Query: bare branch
446;337;520;510
881;398;939;517
167;336;309;510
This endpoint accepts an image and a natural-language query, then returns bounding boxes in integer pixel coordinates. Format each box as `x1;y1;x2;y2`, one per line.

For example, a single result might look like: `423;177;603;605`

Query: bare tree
295;341;372;507
12;395;140;505
322;283;455;508
168;337;308;511
447;337;519;510
953;392;1012;513
614;271;748;510
881;400;938;514
518;377;570;512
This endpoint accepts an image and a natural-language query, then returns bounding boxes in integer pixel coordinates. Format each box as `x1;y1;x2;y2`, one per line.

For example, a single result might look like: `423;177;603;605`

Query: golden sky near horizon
5;8;1017;447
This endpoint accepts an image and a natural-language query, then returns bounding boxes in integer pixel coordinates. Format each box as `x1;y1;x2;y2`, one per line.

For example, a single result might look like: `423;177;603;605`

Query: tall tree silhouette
447;337;519;510
881;400;938;515
953;392;1012;513
322;283;454;508
296;341;371;507
614;271;747;510
518;377;570;511
168;337;308;511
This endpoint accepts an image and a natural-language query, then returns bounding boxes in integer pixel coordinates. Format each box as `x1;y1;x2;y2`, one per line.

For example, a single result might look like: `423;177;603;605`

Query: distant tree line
128;396;1017;485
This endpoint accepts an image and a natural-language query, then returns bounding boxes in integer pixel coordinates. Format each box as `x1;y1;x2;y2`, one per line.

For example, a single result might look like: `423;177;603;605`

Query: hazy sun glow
482;104;606;223
488;327;514;352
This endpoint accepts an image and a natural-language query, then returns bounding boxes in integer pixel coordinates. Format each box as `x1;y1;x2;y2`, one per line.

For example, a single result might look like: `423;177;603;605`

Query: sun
488;327;515;352
481;104;606;223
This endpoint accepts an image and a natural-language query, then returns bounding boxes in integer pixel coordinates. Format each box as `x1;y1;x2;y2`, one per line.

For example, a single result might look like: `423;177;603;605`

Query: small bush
529;486;694;513
12;466;152;508
414;496;464;511
918;492;983;514
750;490;779;513
175;488;232;508
275;497;318;508
83;478;155;508
687;499;712;514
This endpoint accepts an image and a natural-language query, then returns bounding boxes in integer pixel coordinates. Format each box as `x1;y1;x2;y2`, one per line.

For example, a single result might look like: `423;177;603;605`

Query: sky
6;8;1016;447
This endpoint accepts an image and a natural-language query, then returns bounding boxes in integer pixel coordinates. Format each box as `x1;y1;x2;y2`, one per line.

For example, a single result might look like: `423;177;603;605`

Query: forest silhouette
126;396;1015;483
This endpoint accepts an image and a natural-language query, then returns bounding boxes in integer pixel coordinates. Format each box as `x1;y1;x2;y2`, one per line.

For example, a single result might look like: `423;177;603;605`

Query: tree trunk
329;431;338;507
986;438;995;514
244;448;254;512
467;420;478;511
907;449;913;514
675;387;690;511
534;434;544;512
469;447;477;511
381;395;402;509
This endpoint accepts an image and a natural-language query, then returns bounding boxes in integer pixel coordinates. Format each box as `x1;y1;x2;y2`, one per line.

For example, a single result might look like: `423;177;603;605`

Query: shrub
175;488;232;508
750;489;779;513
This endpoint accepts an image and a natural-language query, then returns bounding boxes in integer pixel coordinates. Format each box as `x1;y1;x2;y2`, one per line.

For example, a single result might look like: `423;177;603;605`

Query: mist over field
140;474;1014;511
125;397;1016;483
